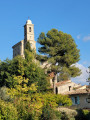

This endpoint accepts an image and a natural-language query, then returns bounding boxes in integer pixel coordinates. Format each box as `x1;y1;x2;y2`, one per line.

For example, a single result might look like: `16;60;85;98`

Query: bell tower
24;19;36;51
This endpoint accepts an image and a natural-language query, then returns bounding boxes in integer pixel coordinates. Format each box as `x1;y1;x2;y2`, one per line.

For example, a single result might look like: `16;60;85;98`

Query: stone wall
12;40;24;58
70;94;90;109
57;82;80;94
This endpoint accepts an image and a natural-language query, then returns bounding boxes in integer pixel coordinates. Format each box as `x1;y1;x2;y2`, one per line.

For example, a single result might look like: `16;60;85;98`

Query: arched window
29;27;31;32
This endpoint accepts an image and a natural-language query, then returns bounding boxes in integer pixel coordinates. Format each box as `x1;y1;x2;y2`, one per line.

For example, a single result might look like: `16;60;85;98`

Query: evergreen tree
37;29;81;90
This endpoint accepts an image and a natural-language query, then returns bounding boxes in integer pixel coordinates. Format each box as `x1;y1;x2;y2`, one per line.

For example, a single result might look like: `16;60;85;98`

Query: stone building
53;80;81;94
12;19;36;58
54;80;90;109
67;89;90;109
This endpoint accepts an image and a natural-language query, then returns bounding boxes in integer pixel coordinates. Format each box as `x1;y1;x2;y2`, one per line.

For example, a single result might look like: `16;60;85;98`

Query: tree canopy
0;44;49;92
37;29;81;78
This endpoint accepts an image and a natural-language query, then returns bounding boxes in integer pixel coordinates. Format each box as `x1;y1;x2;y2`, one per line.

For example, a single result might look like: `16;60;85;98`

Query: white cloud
82;61;88;65
82;61;90;66
77;34;81;39
71;63;89;85
83;35;90;41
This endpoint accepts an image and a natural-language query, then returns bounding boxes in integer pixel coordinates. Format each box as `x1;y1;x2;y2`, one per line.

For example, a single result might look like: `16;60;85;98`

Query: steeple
12;19;36;58
24;19;36;51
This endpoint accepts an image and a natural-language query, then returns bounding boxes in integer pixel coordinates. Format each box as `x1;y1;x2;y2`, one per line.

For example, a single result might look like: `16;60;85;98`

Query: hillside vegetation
0;46;72;120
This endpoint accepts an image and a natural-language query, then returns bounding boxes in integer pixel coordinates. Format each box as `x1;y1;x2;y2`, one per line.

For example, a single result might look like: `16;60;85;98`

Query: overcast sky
0;0;90;85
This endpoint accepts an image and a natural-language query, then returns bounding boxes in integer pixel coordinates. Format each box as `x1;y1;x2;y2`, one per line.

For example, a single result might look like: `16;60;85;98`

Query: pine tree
37;29;81;92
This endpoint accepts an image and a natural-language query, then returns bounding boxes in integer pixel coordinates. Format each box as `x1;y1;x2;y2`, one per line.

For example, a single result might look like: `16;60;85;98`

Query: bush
75;109;90;120
0;99;18;120
0;86;10;101
40;105;61;120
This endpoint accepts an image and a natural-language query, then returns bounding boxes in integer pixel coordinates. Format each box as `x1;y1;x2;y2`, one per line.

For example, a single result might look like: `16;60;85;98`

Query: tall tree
37;29;81;92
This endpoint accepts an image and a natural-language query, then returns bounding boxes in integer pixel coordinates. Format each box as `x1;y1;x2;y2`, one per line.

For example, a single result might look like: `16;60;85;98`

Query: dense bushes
40;105;61;120
75;109;90;120
0;87;72;120
0;43;89;120
0;97;89;120
0;99;18;120
0;56;49;92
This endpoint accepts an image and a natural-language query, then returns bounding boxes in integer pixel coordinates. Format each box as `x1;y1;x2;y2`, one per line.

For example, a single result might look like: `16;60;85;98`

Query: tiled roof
55;80;71;87
64;89;90;95
74;85;87;90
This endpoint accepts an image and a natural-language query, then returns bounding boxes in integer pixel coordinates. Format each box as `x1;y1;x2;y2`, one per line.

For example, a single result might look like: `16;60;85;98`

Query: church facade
12;19;36;58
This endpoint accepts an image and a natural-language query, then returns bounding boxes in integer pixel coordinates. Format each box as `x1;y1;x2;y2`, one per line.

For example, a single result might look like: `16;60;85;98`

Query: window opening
29;27;31;32
69;86;71;91
75;97;78;104
56;87;58;94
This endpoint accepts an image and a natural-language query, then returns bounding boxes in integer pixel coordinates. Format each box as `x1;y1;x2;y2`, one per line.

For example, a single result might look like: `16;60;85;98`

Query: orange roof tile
55;80;71;87
64;89;90;95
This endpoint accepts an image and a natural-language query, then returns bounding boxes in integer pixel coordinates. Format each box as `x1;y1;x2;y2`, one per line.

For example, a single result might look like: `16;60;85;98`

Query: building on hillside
12;19;36;58
53;80;81;94
66;88;90;109
12;20;90;109
53;80;90;109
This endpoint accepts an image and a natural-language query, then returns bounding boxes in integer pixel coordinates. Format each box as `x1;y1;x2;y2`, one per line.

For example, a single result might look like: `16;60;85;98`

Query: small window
29;27;31;32
69;86;71;91
71;96;79;105
86;97;90;103
75;97;78;104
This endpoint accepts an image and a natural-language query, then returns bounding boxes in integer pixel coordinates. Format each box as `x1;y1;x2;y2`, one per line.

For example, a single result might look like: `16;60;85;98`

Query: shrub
40;105;61;120
0;86;11;101
75;109;90;120
0;99;18;120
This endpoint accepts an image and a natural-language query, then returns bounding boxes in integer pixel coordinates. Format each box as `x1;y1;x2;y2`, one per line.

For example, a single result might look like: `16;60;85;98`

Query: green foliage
11;56;25;76
0;99;18;120
75;109;90;120
25;41;36;61
57;73;69;81
60;112;69;120
7;76;39;98
12;92;71;120
0;57;25;88
37;29;81;78
24;60;49;92
24;49;34;62
0;48;49;92
40;105;61;120
25;41;32;52
55;94;72;106
0;84;72;120
0;41;75;120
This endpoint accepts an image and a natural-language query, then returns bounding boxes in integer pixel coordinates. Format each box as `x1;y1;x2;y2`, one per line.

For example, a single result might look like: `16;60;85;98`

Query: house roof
50;80;77;88
55;80;71;87
65;89;90;95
